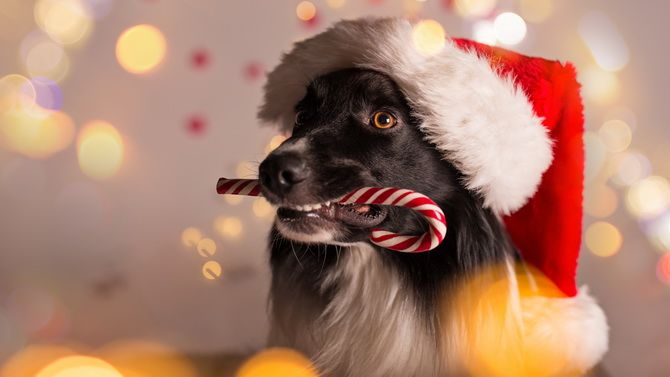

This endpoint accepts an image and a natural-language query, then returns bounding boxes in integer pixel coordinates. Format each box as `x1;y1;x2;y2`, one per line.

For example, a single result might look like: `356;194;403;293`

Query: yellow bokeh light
581;67;621;105
626;176;670;219
0;344;79;377
519;0;553;23
35;0;93;45
493;12;527;45
0;105;74;158
181;227;202;248
214;216;243;239
296;1;317;21
585;221;622;257
116;24;166;74
454;0;497;19
196;237;217;257
0;74;36;110
264;135;287;155
649;214;670;252
24;40;71;82
77;120;124;180
598;119;632;153
412;19;446;56
235;348;318;377
224;194;244;205
584;185;618;218
202;260;222;280
326;0;346;9
35;356;123;377
99;340;199;377
252;197;275;219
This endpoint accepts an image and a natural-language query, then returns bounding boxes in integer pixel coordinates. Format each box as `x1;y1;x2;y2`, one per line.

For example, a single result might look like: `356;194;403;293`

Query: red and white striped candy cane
216;178;447;253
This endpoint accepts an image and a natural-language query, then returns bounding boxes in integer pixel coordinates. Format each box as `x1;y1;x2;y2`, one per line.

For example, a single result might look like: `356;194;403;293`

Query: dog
256;67;520;377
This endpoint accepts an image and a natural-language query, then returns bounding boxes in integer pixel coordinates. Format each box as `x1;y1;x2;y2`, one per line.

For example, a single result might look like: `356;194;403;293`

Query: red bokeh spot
442;0;455;10
301;12;320;28
658;253;670;284
191;49;211;70
243;62;264;82
186;115;207;135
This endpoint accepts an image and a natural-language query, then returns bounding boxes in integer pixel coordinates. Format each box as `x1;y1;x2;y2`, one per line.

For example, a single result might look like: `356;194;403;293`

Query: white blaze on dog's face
258;68;458;245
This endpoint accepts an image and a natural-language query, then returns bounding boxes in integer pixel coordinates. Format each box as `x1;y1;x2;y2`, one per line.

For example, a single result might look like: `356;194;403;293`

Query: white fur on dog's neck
269;243;447;377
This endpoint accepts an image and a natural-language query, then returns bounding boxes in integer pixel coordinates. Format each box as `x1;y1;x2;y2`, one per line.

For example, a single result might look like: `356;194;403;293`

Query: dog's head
259;68;460;245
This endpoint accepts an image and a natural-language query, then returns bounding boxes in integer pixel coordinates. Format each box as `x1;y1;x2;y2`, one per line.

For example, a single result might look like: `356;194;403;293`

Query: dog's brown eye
372;111;397;129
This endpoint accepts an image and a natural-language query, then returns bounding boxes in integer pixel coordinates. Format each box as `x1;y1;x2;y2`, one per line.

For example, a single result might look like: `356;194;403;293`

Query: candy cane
216;178;447;253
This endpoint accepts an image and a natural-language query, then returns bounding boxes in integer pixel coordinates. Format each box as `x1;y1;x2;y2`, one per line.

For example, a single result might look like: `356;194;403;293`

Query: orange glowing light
181;227;202;248
657;253;670;284
585;221;622;257
252;198;275;219
214;216;243;239
196;237;217;257
99;339;199;377
77;120;124;180
34;0;93;45
235;348;318;377
0;345;79;377
35;356;123;377
116;24;166;74
296;1;317;21
0;74;36;110
0;105;75;159
202;260;223;280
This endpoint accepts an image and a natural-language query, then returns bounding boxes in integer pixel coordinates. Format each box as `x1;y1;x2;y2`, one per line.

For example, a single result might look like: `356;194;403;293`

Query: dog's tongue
336;203;385;228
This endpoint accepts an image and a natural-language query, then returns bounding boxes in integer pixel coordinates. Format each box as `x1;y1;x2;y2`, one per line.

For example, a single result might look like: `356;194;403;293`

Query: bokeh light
196;237;217;257
224;195;244;205
34;0;94;45
99;339;199;377
453;0;497;19
579;11;629;72
180;227;202;248
0;345;80;377
0;74;36;110
252;198;275;219
116;24;166;74
31;77;63;110
585;221;623;257
648;213;670;252
214;216;243;239
493;12;527;45
264;135;287;155
610;151;651;187
412;19;446;56
202;260;223;280
599;119;632;153
472;20;496;45
23;39;71;82
77;120;124;180
625;176;670;220
327;0;346;9
0;106;75;159
519;0;553;23
584;184;618;218
657;253;670;285
235;348;318;377
35;355;123;377
581;67;621;105
296;1;317;22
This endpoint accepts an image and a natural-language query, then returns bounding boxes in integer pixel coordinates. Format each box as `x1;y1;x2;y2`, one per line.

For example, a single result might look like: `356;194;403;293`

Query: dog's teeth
325;201;331;207
313;203;322;210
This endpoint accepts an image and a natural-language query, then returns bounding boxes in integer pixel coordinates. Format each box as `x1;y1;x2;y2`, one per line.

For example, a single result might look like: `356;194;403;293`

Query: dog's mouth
277;201;388;228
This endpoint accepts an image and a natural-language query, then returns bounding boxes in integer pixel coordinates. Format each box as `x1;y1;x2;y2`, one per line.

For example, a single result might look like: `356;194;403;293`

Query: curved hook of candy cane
216;179;447;253
338;187;447;253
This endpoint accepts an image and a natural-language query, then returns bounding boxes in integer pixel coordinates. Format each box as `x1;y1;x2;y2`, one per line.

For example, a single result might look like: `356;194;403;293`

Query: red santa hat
258;17;608;372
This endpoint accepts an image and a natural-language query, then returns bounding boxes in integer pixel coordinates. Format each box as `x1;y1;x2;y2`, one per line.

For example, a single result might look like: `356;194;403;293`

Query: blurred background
0;0;668;376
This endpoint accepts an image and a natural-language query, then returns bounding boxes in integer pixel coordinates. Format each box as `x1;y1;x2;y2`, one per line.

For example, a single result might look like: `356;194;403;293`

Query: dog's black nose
259;153;309;195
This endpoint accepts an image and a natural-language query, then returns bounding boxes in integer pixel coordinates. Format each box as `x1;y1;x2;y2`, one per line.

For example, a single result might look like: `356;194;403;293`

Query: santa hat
258;17;608;372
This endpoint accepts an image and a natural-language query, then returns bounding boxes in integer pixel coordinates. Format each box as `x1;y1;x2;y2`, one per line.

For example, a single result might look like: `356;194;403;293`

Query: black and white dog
258;68;516;376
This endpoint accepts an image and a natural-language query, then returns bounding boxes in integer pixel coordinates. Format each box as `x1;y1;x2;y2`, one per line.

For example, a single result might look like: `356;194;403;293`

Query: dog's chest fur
269;242;447;377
